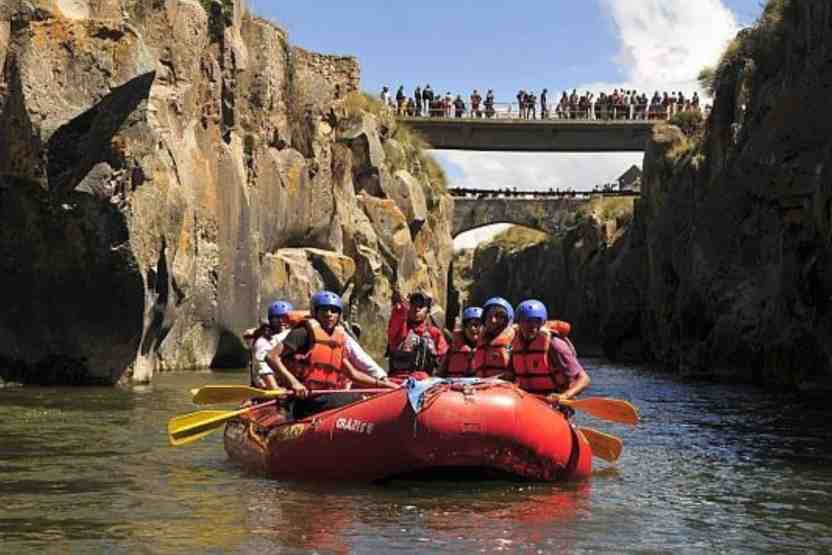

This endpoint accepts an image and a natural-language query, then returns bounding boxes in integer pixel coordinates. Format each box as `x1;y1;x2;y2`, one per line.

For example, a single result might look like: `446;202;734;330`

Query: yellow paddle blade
561;397;639;426
190;385;289;405
168;408;241;446
578;426;623;463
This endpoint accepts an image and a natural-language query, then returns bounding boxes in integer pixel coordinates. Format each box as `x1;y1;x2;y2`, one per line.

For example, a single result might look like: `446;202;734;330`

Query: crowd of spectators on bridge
449;185;638;199
380;84;708;122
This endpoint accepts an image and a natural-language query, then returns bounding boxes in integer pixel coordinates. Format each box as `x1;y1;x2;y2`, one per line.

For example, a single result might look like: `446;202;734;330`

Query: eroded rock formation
637;2;832;388
0;0;452;384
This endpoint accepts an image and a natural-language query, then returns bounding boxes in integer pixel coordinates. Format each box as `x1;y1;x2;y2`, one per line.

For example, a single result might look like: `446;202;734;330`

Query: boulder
385;169;427;228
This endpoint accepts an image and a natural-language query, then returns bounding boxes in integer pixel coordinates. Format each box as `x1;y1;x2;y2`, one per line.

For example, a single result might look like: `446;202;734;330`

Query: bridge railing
449;188;641;199
397;102;698;122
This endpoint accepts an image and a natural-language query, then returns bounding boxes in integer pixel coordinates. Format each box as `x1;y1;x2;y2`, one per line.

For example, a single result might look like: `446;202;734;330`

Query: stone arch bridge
451;192;638;237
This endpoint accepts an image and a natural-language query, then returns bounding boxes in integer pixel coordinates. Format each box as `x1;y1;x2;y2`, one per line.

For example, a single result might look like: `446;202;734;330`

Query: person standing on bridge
422;84;433;117
516;90;526;119
541;88;549;119
396;86;406;115
485;89;495;118
470;89;482;118
453;95;466;118
414;85;422;117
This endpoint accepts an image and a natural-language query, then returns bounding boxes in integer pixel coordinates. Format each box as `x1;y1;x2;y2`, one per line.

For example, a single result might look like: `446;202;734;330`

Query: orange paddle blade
578;426;623;463
561;397;639;425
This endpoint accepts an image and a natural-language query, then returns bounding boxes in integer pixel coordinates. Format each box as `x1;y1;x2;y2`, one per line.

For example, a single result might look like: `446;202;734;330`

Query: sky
248;0;765;246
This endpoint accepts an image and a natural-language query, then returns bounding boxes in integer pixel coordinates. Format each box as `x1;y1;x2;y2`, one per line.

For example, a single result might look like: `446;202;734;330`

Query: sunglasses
464;320;483;328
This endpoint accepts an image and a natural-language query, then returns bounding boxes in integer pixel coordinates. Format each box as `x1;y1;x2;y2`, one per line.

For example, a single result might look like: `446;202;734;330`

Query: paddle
171;387;396;445
536;395;639;426
577;426;623;463
559;397;639;426
168;400;280;446
190;385;392;405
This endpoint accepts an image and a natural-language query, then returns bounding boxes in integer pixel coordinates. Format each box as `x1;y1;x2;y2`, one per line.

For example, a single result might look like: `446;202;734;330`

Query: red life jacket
511;328;561;394
388;325;439;378
284;319;348;390
473;326;515;378
445;330;477;378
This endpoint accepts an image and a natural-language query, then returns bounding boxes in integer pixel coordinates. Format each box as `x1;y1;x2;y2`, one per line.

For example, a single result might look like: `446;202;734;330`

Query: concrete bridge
398;118;654;152
451;192;639;236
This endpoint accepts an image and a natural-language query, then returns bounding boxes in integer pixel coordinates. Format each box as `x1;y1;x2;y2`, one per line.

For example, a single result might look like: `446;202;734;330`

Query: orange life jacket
547;320;571;337
511;328;560;394
284;319;348;390
473;326;515;378
445;330;477;378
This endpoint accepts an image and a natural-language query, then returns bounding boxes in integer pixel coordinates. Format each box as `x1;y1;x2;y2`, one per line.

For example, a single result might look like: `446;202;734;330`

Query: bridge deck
398;117;655;152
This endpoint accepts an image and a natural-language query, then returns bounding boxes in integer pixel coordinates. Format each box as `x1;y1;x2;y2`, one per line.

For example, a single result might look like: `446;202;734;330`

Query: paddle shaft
190;384;394;405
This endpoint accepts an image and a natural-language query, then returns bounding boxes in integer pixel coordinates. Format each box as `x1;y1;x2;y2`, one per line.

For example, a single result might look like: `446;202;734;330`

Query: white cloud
434;150;642;193
591;0;740;99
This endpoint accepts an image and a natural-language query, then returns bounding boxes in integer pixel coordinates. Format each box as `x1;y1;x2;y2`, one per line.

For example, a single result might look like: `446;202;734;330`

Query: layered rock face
0;0;452;384
638;2;832;387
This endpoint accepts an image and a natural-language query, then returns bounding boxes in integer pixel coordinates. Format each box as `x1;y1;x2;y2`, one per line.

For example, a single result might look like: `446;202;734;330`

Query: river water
2;360;831;554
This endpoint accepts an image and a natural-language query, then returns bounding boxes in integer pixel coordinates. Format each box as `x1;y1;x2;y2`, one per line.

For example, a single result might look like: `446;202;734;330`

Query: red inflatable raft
224;380;592;482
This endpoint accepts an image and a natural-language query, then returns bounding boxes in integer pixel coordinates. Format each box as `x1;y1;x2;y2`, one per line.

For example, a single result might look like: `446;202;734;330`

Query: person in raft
473;297;516;379
266;291;397;417
386;289;449;380
436;306;483;378
510;299;590;403
249;300;295;390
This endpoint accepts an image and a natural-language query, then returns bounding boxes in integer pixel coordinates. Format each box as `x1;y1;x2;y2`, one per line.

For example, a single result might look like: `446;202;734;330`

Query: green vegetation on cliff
699;0;793;97
579;196;636;227
343;92;447;193
488;226;548;251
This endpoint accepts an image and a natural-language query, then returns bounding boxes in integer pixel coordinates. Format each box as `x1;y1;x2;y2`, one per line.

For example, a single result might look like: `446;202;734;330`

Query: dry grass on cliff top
343;92;447;191
699;0;792;96
487;225;548;251
581;196;636;225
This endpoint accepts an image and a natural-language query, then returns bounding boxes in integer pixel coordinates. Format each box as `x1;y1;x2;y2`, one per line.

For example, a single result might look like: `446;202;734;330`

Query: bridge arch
452;196;590;237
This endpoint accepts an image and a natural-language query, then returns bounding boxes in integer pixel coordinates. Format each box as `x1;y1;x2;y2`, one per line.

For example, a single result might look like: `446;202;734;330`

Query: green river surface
2;359;831;554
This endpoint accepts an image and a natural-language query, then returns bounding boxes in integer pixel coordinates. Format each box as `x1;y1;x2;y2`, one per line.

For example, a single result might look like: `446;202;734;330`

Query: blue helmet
483;297;514;323
311;290;343;313
462;306;484;323
516;299;548;322
267;300;294;319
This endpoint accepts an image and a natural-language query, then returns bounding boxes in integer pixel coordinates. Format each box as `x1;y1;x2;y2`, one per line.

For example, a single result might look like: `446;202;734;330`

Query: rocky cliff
0;0;452;384
637;0;832;388
456;1;832;389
